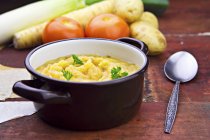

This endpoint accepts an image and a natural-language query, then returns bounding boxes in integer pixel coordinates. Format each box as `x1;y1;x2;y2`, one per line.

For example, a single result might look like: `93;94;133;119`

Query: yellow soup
36;55;140;82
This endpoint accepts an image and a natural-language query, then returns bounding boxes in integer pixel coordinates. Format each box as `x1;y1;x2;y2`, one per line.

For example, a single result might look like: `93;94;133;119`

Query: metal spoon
164;51;198;134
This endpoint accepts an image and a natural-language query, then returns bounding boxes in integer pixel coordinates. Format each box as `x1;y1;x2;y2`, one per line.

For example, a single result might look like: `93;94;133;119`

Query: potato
130;21;167;55
140;11;159;29
113;0;144;23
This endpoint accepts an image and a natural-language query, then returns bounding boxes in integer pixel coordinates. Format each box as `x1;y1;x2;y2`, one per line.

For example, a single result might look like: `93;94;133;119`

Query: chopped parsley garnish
111;67;128;79
62;70;73;80
72;54;83;65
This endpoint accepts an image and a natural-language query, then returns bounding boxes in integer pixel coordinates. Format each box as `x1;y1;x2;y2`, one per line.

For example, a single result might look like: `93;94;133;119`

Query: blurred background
0;0;37;14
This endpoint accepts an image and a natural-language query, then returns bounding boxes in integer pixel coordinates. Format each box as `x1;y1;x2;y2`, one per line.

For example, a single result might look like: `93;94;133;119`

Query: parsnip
14;23;47;49
13;0;114;49
64;0;114;27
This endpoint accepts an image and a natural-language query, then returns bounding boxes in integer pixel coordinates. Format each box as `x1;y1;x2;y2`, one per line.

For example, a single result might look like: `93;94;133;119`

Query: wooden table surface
0;0;210;139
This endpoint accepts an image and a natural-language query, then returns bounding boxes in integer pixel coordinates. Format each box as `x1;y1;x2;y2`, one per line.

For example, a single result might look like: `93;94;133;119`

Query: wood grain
0;47;29;68
159;0;210;34
0;102;209;140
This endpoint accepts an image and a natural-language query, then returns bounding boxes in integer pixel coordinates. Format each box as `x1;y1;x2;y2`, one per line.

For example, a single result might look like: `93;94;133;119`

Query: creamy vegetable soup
36;55;140;82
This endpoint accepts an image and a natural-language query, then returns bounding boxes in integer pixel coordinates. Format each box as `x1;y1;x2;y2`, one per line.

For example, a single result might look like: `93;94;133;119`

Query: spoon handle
164;81;180;134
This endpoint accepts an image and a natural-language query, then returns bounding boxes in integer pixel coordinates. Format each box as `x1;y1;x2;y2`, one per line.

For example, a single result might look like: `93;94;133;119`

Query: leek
85;0;103;5
0;0;86;45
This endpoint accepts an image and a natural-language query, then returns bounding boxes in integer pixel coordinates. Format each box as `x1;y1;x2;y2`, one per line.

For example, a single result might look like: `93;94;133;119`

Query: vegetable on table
139;11;159;29
130;21;167;55
113;0;144;23
12;0;166;53
142;0;169;16
13;0;113;49
42;17;84;43
13;23;47;49
85;13;130;39
64;0;114;27
0;0;86;45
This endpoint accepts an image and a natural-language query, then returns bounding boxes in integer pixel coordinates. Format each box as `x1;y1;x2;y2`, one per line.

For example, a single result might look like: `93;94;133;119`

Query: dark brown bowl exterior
34;73;144;130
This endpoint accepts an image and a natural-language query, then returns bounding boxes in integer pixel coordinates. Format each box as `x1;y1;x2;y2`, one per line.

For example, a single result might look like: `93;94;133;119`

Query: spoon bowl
164;51;198;134
164;51;198;83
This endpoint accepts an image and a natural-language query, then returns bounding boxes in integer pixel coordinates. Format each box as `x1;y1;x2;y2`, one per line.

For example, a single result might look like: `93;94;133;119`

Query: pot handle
117;37;149;55
13;79;71;104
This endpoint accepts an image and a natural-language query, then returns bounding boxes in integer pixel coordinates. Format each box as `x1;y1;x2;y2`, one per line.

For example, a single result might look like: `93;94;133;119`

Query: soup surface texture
36;55;139;82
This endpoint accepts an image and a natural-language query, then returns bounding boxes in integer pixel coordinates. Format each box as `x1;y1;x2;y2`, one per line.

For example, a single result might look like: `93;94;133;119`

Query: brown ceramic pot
13;38;149;130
